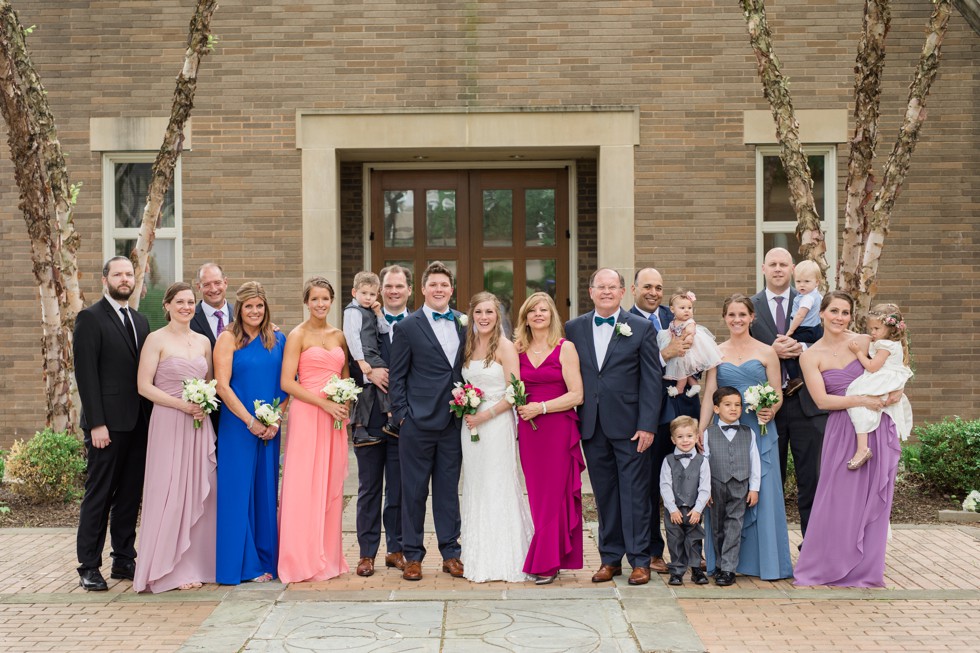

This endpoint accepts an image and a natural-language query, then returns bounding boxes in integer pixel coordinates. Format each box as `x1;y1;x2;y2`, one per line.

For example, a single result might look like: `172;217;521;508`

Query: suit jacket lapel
581;311;600;371
754;292;777;339
102;298;137;358
602;310;627;369
417;310;453;367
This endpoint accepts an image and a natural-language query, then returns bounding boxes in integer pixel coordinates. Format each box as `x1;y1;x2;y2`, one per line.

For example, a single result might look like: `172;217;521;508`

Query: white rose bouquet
322;375;362;429
181;378;221;429
450;382;484;442
253;397;283;446
742;382;779;436
505;373;535;430
963;490;980;513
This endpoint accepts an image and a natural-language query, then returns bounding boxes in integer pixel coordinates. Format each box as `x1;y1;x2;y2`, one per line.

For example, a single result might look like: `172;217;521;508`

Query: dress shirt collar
207;302;229;319
765;288;791;304
105;294;129;315
594;308;621;324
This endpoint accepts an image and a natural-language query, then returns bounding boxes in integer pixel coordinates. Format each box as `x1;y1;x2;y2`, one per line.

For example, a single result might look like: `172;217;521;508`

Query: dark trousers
354;400;402;559
581;421;652;569
776;393;828;536
709;477;748;573
399;418;462;562
76;424;147;570
663;506;704;575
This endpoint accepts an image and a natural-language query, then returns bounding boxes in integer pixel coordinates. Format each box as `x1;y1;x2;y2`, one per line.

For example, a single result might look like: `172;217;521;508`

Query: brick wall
0;0;976;445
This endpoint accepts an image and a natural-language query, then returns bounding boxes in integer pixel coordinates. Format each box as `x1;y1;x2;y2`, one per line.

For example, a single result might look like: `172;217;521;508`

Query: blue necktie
594;316;615;327
385;313;404;324
432;311;455;322
649;311;662;331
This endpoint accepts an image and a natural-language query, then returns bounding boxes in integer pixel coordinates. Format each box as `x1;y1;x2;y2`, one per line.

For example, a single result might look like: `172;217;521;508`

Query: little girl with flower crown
658;289;723;397
844;303;914;470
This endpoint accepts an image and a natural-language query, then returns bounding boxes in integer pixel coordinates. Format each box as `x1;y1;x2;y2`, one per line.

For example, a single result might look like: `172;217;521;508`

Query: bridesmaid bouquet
505;373;536;430
450;382;484;442
181;378;221;429
253;398;283;446
322;375;362;429
743;382;779;436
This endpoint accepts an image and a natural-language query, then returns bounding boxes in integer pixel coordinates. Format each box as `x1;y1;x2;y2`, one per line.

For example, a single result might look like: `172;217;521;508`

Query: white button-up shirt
591;308;620;369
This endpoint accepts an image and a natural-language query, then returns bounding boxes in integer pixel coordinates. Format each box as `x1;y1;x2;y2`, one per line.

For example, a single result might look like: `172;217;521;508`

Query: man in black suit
629;267;698;573
190;262;232;432
565;268;662;585
750;247;828;536
352;264;411;578
73;256;152;591
388;261;465;581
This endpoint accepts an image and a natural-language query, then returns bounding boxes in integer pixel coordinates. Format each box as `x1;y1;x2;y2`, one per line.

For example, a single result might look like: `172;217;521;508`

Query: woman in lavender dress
794;291;901;588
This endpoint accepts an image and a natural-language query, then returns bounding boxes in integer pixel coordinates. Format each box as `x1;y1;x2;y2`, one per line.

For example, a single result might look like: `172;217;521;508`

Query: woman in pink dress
513;292;585;585
134;282;217;593
278;276;352;583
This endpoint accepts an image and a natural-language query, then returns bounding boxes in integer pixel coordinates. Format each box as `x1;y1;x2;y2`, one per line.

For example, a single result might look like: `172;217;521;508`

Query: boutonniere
615;322;632;337
456;314;468;328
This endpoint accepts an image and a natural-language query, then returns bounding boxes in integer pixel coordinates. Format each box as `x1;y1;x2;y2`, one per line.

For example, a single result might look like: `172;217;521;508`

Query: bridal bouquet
743;382;779;436
182;378;221;429
450;382;484;442
323;375;362;429
253;397;283;446
505;373;535;430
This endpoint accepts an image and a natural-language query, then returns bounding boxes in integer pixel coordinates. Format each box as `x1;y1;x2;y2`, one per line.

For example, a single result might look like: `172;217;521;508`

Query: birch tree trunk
838;0;891;296
852;0;952;319
739;0;829;282
131;0;218;307
0;1;81;434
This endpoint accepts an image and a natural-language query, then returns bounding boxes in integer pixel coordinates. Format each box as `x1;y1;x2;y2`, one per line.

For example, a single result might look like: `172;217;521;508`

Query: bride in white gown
460;292;533;582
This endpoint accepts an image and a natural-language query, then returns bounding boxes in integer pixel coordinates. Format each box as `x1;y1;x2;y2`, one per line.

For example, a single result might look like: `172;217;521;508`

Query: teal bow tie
432;311;455;322
594;316;615;327
385;313;404;324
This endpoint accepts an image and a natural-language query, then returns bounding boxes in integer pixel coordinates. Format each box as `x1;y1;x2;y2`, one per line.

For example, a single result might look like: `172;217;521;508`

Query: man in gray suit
749;248;828;536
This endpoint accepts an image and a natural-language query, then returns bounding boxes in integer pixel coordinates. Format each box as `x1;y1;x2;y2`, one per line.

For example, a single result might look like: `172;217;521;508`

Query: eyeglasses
590;285;623;292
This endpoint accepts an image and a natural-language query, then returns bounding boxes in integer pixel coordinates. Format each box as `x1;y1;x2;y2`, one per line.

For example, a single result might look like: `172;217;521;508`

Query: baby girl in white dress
658;290;723;398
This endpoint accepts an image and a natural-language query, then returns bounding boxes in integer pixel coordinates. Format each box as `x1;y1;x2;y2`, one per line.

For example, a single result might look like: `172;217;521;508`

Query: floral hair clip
881;314;906;331
686;291;697;302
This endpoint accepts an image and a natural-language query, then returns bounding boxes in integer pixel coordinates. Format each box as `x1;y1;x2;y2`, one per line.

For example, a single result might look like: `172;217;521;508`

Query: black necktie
385;313;404;324
120;307;137;351
674;453;693;460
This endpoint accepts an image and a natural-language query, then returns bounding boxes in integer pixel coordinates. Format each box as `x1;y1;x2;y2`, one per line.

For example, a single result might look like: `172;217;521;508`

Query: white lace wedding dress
460;360;534;582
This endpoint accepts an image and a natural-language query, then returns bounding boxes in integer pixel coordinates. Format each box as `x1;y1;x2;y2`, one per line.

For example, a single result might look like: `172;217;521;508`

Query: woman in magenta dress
134;282;217;592
513;292;585;585
278;276;352;583
794;291;902;588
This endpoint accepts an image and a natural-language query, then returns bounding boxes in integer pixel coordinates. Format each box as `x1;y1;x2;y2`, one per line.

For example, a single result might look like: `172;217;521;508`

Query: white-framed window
102;153;182;329
755;145;837;289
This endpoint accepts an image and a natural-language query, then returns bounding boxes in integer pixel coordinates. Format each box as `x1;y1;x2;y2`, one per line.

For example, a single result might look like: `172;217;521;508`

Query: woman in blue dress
698;294;793;580
214;281;288;584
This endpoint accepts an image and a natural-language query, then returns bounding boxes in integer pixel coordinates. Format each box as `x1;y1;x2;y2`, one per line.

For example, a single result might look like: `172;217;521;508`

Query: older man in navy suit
388;261;466;582
566;268;662;585
629;267;699;573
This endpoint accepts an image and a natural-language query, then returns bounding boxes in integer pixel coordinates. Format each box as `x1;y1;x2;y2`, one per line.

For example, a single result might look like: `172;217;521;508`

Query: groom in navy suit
388;261;466;581
566;268;662;585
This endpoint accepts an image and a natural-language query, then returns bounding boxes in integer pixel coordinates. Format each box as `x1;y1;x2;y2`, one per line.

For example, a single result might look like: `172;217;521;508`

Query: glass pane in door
426;190;457;247
483;259;514;335
525;258;557;299
525;189;556;246
383;190;414;247
482;190;513;247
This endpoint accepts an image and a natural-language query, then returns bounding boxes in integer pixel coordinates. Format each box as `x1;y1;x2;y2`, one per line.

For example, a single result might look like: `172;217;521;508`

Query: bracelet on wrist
489;407;497;418
540;401;548;415
248;417;255;430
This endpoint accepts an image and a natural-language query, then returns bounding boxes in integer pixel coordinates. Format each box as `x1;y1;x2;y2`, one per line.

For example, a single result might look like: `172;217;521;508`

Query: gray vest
665;453;705;508
345;300;386;368
707;423;752;482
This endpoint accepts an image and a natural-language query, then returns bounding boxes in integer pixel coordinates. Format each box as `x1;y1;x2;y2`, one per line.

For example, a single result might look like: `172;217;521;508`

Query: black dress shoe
668;574;683;586
110;560;136;581
691;567;709;585
715;571;736;586
352;426;384;448
381;421;400;438
78;568;108;591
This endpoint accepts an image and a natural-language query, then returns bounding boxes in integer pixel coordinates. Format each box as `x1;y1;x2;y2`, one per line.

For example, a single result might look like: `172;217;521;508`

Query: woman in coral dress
513;292;586;585
134;282;217;593
278;276;352;583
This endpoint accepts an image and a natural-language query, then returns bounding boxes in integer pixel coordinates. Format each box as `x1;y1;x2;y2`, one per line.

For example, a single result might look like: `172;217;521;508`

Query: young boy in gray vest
343;271;391;447
660;415;711;586
703;386;760;586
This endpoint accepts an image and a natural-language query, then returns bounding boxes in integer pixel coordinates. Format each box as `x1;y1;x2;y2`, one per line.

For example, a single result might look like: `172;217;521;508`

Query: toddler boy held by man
344;271;393;447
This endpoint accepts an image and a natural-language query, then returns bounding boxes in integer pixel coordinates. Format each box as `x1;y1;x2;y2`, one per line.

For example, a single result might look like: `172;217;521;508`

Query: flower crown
878;313;906;332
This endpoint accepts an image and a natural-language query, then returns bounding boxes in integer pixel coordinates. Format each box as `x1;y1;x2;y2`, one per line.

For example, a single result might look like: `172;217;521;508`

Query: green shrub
5;428;86;503
899;442;923;476
0;448;6;482
912;417;980;496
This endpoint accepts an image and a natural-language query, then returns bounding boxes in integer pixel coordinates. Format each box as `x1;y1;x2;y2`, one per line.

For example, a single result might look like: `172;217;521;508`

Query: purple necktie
215;309;225;336
774;296;786;336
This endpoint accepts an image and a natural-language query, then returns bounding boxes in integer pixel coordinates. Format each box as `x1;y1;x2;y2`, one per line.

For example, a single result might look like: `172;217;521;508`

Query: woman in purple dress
513;292;585;585
794;291;902;588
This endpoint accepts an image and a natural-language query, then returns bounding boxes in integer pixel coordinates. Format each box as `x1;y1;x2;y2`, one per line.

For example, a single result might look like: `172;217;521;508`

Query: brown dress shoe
591;564;623;583
442;557;465;578
628;566;651;585
402;560;423;581
356;557;375;577
385;552;407;570
650;556;669;574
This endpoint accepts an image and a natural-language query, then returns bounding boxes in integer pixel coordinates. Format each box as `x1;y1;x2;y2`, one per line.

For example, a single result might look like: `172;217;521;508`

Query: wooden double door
370;168;570;327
